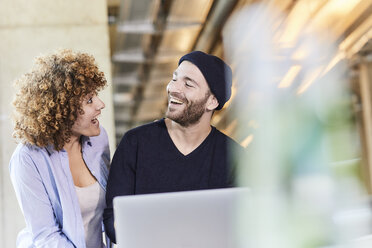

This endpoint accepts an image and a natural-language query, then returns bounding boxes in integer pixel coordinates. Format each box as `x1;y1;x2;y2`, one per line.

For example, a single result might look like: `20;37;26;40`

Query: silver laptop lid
113;187;249;248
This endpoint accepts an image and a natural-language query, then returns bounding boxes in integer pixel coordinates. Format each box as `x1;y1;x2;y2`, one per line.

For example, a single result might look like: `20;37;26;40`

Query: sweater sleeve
103;131;137;243
9;148;76;248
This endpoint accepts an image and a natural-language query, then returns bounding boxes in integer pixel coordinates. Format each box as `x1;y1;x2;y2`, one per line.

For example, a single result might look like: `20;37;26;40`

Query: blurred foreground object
223;2;372;247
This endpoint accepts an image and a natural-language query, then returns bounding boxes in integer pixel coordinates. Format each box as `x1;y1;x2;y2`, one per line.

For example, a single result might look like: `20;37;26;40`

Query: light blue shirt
9;126;110;248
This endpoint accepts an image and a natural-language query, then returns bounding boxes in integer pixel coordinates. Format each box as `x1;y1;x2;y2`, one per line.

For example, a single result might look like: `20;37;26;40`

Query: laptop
113;187;249;248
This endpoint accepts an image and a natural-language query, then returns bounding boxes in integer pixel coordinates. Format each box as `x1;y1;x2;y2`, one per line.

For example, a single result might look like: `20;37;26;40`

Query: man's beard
166;92;210;127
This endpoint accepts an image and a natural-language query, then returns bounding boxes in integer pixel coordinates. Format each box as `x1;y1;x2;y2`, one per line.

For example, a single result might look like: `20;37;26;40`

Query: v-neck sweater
103;118;242;243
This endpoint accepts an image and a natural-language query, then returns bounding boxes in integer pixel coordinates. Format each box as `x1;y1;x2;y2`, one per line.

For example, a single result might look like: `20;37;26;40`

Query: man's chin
166;111;182;123
165;111;176;121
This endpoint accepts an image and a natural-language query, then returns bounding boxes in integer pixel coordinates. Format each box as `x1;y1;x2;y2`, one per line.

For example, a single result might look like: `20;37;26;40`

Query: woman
9;49;110;248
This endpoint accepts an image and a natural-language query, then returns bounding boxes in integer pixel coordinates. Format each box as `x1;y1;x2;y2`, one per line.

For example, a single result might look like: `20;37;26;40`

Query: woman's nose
96;96;105;110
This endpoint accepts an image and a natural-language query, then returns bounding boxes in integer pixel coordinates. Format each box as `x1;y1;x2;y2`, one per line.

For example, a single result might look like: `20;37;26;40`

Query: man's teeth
170;98;183;104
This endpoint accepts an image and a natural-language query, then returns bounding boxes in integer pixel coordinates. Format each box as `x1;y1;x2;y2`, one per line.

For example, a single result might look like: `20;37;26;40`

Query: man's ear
206;94;219;111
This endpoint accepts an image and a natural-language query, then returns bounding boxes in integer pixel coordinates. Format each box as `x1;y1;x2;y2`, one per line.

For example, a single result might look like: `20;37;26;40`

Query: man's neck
164;117;212;155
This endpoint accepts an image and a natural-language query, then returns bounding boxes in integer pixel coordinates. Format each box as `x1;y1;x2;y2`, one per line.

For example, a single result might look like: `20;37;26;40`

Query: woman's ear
206;94;219;111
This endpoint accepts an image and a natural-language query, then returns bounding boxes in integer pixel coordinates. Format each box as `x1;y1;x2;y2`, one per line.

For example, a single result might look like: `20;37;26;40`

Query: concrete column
0;0;115;246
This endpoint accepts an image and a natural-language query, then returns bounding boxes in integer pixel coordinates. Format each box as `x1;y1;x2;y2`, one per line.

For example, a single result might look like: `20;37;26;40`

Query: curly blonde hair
12;49;107;151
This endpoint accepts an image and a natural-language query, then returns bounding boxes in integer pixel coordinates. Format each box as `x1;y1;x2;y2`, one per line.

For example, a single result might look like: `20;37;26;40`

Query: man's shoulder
119;119;165;143
127;119;164;134
213;127;243;149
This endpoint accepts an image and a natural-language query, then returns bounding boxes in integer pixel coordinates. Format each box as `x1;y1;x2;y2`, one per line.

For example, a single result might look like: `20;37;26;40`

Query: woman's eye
87;98;93;104
185;82;193;87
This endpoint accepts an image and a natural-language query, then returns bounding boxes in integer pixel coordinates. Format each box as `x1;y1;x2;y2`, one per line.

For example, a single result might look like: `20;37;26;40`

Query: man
103;51;242;243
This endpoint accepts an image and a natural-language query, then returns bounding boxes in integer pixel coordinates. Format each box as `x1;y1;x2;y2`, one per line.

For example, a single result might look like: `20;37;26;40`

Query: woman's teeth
91;115;100;123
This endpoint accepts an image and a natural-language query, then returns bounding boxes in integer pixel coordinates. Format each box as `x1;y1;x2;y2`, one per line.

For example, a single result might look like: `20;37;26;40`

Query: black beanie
178;51;232;110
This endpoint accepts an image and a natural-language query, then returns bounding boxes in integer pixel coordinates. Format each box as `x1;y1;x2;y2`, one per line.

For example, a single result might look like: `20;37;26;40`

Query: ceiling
107;0;372;144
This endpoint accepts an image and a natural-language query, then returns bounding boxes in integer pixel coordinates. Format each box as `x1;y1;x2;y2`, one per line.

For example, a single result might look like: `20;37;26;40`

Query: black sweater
103;119;241;243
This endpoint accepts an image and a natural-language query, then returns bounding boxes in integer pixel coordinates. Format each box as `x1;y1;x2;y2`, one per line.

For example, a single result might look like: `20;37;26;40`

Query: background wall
0;0;115;246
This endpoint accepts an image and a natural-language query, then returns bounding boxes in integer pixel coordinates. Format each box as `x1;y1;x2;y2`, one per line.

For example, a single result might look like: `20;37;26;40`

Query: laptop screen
113;187;249;248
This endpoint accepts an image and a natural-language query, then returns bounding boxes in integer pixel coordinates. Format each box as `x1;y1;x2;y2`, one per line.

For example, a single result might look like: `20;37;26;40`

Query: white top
75;181;106;248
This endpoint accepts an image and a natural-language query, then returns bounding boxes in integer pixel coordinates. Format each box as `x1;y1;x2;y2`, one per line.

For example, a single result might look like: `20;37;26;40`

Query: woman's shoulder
9;143;48;174
12;143;44;159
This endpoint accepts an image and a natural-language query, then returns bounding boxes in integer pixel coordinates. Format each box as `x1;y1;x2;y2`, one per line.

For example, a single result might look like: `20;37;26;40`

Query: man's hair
12;49;107;150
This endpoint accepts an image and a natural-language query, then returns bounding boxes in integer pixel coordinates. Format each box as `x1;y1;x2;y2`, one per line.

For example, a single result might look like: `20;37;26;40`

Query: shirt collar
81;135;92;147
45;135;92;155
